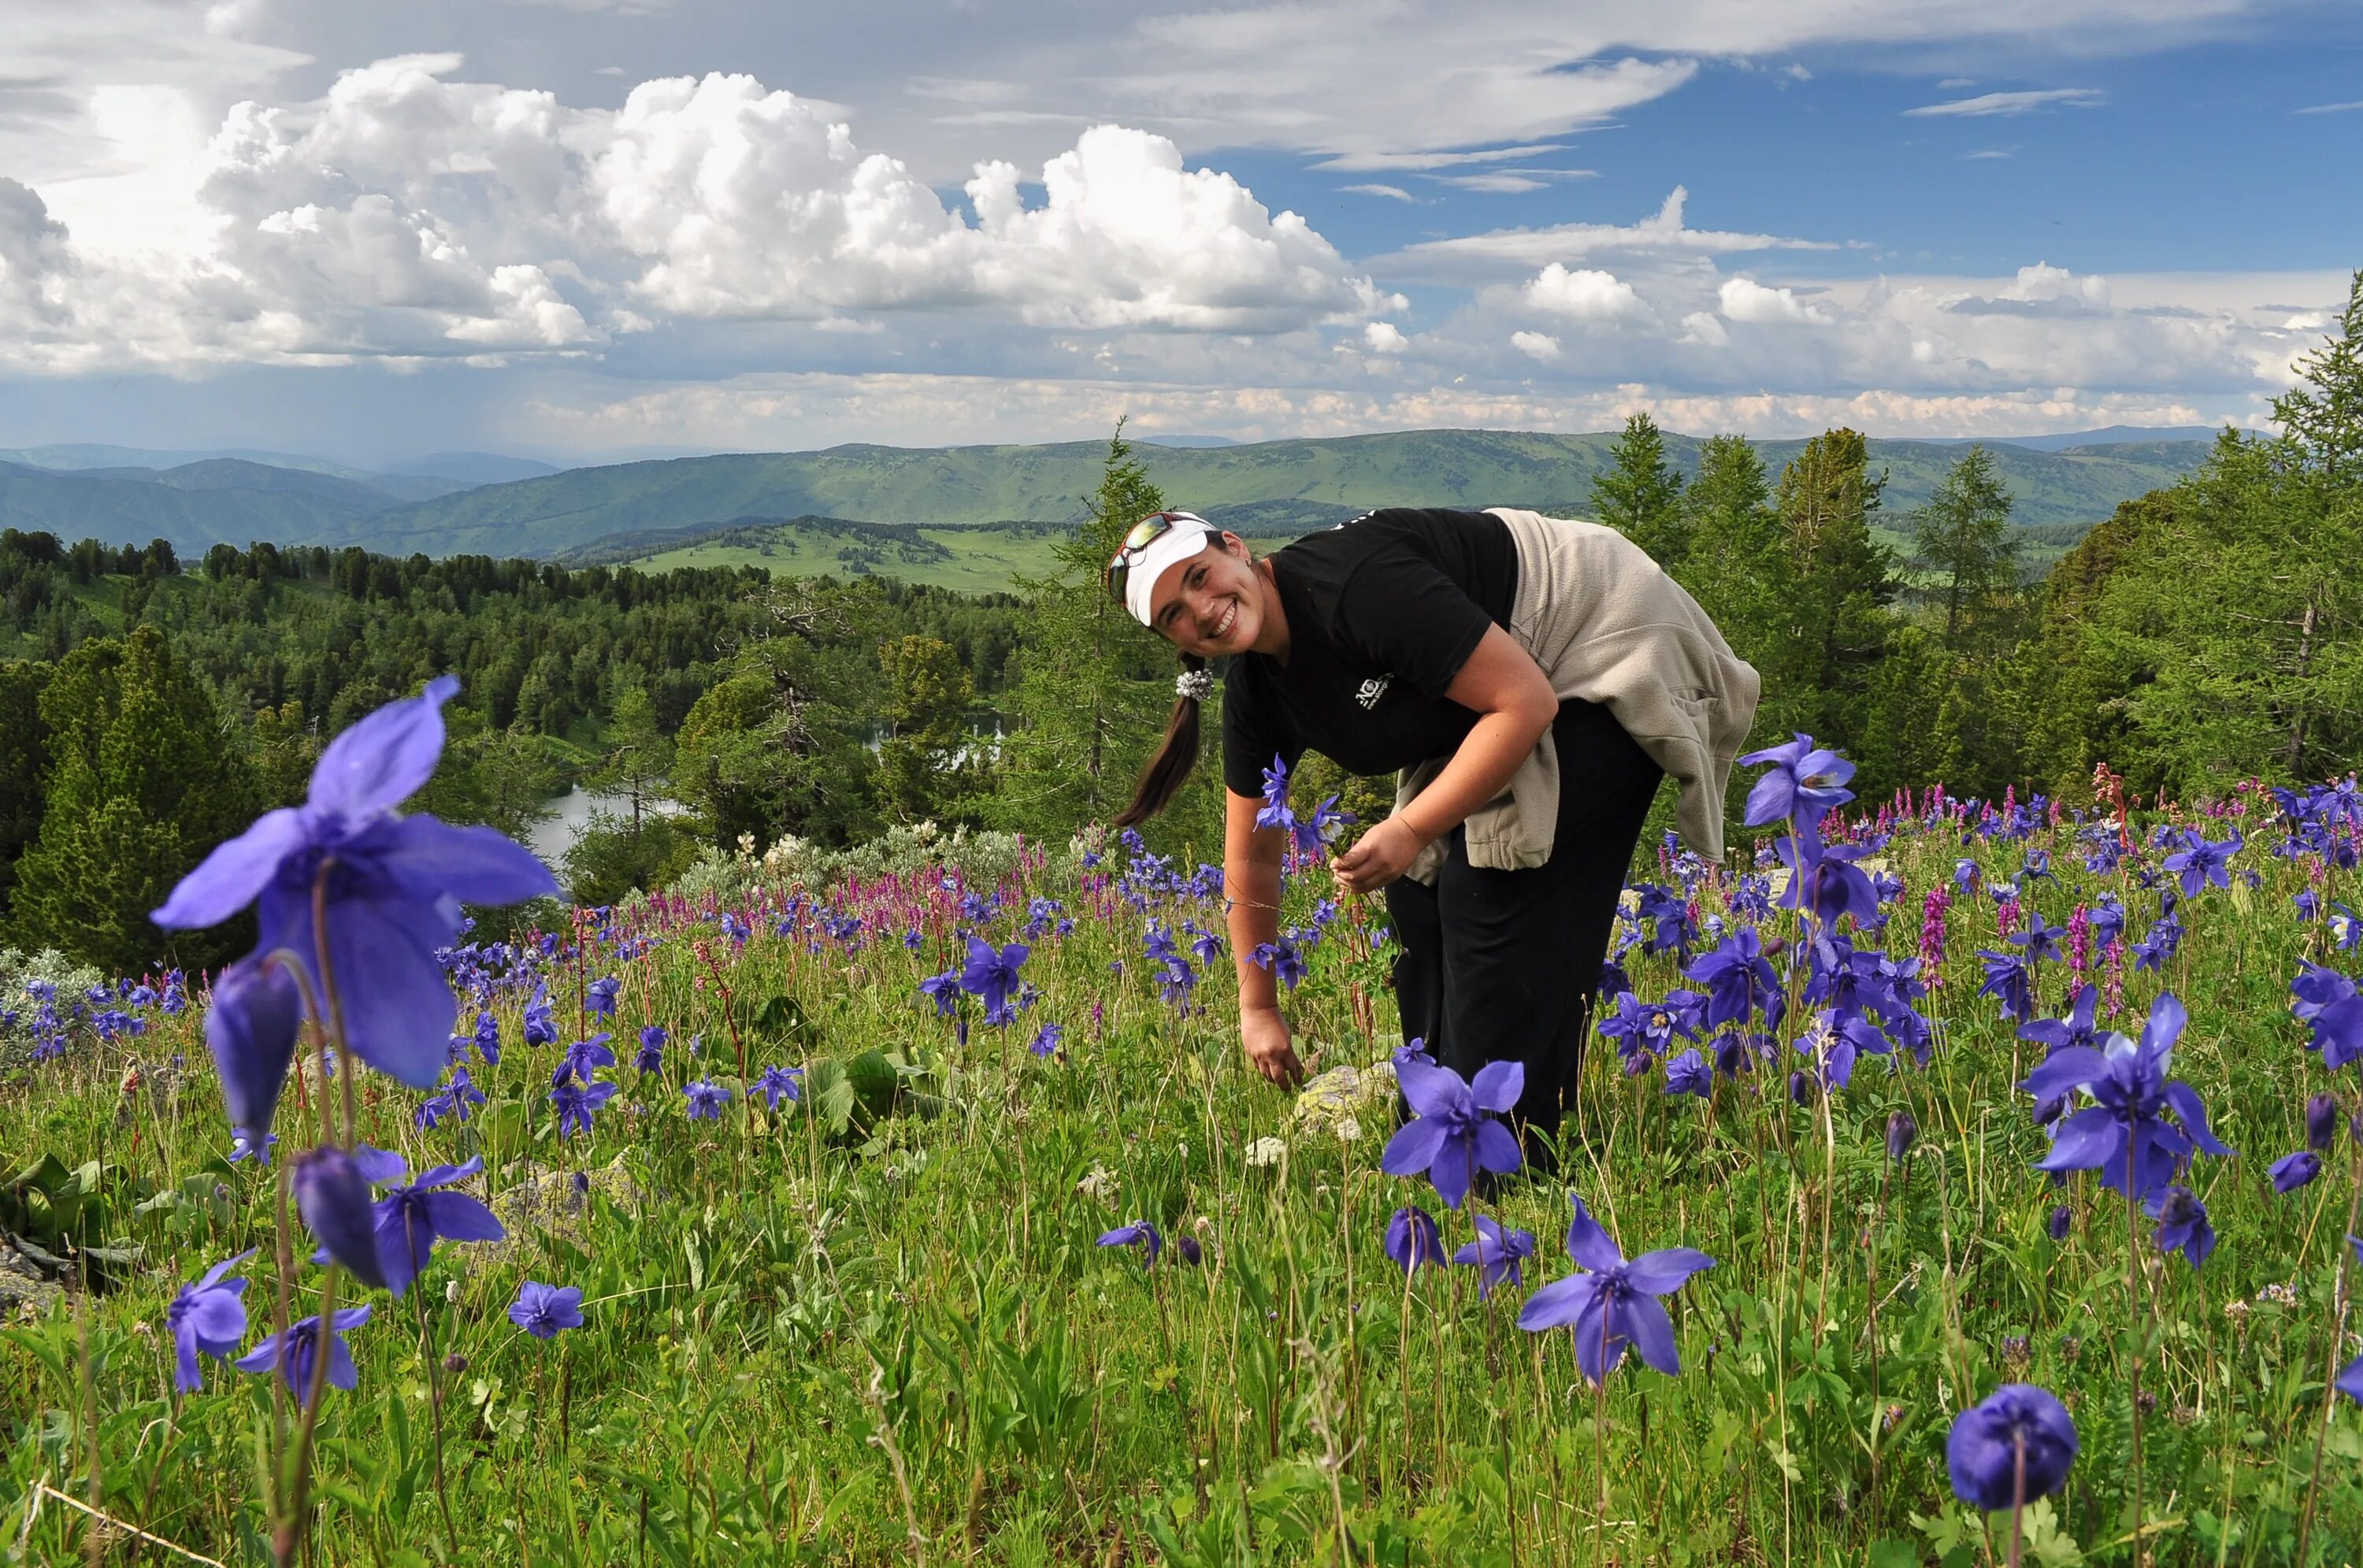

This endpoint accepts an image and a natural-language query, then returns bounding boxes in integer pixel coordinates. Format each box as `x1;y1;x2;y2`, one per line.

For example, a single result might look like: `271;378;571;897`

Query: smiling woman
1111;506;1759;1155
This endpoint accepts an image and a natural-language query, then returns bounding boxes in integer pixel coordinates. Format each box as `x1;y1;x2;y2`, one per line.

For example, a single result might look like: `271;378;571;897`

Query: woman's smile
1208;599;1237;641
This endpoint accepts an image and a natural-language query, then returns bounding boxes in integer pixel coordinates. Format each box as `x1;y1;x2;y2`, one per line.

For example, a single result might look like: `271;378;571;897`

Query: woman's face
1145;533;1267;657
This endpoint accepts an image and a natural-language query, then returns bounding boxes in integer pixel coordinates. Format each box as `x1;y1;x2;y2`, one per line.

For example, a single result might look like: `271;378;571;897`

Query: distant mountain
0;457;460;549
1135;434;1241;448
387;450;562;485
1938;425;2231;452
0;428;2214;562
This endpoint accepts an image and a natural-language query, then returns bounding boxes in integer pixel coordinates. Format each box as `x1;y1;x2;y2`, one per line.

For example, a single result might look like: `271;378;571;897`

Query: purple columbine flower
1886;1109;1919;1161
373;1156;505;1297
1097;1221;1161;1266
509;1281;584;1340
918;969;961;1018
2268;1151;2321;1194
1516;1193;1716;1383
636;1024;667;1073
1946;1384;2079;1512
522;986;558;1047
1248;936;1307;991
550;1077;617;1139
2163;829;2242;896
1384;1207;1445;1273
960;936;1029;1026
2021;992;2232;1200
201;956;302;1151
1380;1058;1523;1210
1452;1214;1536;1299
1738;733;1856;827
1028;1022;1063;1058
165;1249;254;1392
2291;962;2363;1068
1663;1049;1712;1099
684;1079;733;1120
236;1307;371;1407
2019;984;2102;1058
293;1147;390;1289
472;1009;502;1065
2046;1204;2072;1241
2144;1183;2216;1268
551;1032;615;1088
2009;910;2067;966
2307;1093;2341;1151
1685;928;1782;1030
1975;949;2036;1023
753;1064;803;1109
584;976;621;1018
150;677;557;1089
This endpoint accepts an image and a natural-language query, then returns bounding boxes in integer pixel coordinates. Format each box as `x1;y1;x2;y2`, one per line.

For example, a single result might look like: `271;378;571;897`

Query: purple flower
1381;1058;1523;1210
1685;928;1782;1030
1517;1193;1715;1383
151;677;558;1089
165;1250;254;1392
2022;992;2232;1199
373;1156;505;1297
471;1009;502;1065
508;1281;584;1340
1028;1022;1063;1058
1097;1221;1162;1266
584;977;621;1018
2145;1183;2215;1267
293;1147;389;1289
2307;1093;2340;1151
2019;984;2102;1058
2046;1204;2072;1241
202;956;302;1147
636;1024;667;1073
236;1307;371;1407
1738;734;1856;827
1946;1384;2078;1511
2268;1151;2321;1194
2009;910;2067;966
1452;1214;1536;1299
1256;754;1295;837
2163;829;2242;896
551;1032;615;1088
754;1064;803;1109
1248;936;1308;991
1384;1207;1445;1273
2291;962;2363;1069
1975;949;2036;1023
1773;826;1883;929
550;1077;617;1138
918;969;961;1018
959;936;1029;1026
684;1079;733;1120
1886;1109;1919;1162
1663;1049;1712;1099
522;986;558;1047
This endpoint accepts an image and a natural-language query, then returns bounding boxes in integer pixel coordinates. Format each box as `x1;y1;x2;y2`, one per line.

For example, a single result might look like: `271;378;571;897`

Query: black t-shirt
1221;507;1518;798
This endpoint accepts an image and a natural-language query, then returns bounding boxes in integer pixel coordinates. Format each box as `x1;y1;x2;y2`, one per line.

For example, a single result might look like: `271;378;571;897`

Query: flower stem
2124;1185;2145;1568
2294;1141;2363;1568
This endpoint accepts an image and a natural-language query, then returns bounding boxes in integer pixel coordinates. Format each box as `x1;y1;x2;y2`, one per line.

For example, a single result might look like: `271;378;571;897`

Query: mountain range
0;428;2220;564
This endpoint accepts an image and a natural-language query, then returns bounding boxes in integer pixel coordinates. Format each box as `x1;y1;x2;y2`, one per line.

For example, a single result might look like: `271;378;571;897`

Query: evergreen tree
9;626;260;973
874;635;981;824
1907;445;2023;653
2276;269;2363;484
588;685;674;834
1771;429;1897;754
1676;435;1785;660
1591;412;1689;564
0;659;50;922
993;421;1178;838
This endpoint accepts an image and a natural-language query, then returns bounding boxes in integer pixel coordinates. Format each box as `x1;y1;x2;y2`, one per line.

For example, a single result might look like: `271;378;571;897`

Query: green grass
3;808;2360;1564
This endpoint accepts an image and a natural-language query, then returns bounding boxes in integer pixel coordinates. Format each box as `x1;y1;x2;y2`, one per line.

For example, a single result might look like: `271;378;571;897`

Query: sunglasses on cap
1102;510;1213;606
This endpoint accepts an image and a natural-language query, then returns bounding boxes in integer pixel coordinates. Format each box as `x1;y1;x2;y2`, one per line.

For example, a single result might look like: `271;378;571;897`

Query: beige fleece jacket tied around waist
1397;507;1762;886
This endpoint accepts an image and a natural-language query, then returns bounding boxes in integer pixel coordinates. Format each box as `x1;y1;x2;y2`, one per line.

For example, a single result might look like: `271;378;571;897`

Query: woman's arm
1224;785;1304;1086
1330;623;1557;896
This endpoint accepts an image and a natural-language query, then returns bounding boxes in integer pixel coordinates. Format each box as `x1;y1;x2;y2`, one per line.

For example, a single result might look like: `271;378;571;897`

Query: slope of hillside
351;430;2210;559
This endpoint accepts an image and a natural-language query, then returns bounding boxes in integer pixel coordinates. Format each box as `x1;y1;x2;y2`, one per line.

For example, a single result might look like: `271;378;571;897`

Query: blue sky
2;0;2357;465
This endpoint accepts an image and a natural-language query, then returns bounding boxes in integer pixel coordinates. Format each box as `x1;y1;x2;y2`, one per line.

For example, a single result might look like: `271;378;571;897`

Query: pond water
528;786;687;869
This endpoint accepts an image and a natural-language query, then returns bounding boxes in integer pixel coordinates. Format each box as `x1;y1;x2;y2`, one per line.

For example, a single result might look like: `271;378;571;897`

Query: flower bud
2306;1093;2339;1152
2046;1203;2072;1241
1885;1110;1918;1162
205;956;302;1142
292;1147;388;1289
443;1351;469;1374
2033;1092;2069;1129
1788;1070;1816;1106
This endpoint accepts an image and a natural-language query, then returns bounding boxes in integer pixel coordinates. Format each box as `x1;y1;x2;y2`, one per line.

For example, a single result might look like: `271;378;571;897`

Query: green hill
350;429;2209;560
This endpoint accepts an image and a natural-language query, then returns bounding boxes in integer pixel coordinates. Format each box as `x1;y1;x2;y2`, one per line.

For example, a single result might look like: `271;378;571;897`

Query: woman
1107;506;1759;1138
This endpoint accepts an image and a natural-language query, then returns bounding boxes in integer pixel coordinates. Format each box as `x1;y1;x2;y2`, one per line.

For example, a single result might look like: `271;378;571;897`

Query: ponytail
1114;653;1207;826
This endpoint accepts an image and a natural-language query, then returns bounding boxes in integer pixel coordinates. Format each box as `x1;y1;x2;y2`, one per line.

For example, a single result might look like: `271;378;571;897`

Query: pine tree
2276;269;2363;484
1591;412;1689;564
9;626;261;973
1771;428;1898;753
874;636;978;823
1677;435;1786;658
589;686;674;834
993;421;1178;838
0;659;50;922
1907;445;2022;653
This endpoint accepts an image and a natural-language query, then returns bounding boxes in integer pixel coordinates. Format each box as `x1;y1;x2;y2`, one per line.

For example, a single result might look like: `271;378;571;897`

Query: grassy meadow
3;784;2361;1566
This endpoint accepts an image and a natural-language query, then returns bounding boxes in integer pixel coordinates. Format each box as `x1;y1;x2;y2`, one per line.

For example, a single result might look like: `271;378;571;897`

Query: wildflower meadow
4;680;2363;1566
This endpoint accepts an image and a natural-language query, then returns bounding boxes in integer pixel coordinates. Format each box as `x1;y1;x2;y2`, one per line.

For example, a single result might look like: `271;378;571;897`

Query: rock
0;1240;62;1318
1287;1059;1397;1142
480;1155;642;1266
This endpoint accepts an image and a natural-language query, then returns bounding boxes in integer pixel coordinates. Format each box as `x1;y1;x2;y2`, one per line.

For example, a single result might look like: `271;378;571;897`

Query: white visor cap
1122;515;1220;628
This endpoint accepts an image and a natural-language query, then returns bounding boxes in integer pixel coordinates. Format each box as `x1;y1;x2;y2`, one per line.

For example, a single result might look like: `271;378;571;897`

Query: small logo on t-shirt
1354;675;1391;710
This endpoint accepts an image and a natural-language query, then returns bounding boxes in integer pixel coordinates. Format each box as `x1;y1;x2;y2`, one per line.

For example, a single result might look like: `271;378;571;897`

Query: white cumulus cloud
1719;276;1833;325
1523;264;1648;321
1510;329;1561;361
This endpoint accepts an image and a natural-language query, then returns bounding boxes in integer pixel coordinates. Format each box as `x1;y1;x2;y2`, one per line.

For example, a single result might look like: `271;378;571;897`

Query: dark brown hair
1114;651;1207;826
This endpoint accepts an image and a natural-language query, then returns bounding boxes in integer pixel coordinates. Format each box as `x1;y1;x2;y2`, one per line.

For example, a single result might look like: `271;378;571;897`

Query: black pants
1384;699;1663;1144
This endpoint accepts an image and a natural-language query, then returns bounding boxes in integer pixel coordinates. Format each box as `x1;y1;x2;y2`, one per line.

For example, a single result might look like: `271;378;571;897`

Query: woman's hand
1241;1005;1304;1088
1330;816;1429;897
